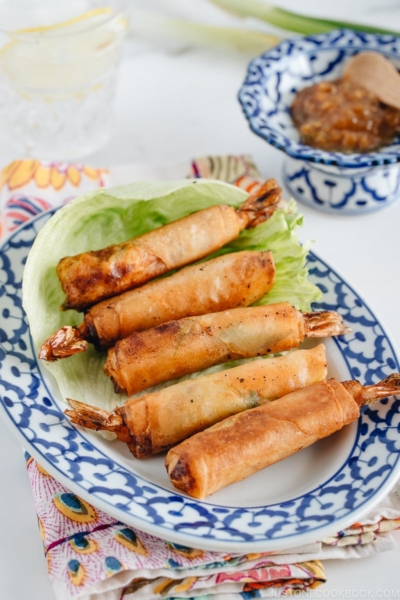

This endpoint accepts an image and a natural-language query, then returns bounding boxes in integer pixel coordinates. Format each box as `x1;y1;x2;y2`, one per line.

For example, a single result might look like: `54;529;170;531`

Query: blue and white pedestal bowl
283;159;400;215
238;30;400;216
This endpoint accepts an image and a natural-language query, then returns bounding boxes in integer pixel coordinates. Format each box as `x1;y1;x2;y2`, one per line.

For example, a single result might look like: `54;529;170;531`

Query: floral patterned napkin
1;156;400;600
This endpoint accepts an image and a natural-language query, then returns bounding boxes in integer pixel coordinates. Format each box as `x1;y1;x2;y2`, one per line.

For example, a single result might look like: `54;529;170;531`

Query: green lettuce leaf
22;179;321;411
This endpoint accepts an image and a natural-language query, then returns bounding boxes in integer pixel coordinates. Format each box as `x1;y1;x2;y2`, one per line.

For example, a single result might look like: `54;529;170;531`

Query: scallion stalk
208;0;399;36
130;10;280;53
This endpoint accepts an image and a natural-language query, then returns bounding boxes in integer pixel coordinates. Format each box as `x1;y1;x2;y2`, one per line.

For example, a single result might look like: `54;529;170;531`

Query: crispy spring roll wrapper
65;344;327;457
57;179;282;311
105;303;350;395
166;374;400;499
40;250;275;360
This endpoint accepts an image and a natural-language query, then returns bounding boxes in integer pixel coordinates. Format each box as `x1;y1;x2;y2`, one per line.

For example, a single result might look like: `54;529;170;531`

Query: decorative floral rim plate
238;29;400;170
1;210;400;553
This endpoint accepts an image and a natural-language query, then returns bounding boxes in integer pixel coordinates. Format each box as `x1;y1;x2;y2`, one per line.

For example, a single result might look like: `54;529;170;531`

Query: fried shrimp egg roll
65;344;327;458
58;179;282;311
40;250;275;361
166;374;400;499
105;303;350;395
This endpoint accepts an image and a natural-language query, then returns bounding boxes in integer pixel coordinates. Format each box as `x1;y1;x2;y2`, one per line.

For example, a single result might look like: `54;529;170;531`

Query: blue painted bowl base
283;159;400;216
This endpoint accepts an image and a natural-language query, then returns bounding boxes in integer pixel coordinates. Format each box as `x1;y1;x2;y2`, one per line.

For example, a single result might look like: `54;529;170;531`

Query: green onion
130;9;280;53
208;0;400;36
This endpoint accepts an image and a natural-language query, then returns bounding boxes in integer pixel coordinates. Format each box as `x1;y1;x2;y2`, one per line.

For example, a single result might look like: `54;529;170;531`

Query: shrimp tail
65;399;137;449
304;311;351;337
65;399;122;431
343;373;400;406
237;179;284;228
39;324;89;362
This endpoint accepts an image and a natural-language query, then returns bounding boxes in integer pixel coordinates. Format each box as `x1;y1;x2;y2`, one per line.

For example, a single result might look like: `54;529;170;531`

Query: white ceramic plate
1;210;399;552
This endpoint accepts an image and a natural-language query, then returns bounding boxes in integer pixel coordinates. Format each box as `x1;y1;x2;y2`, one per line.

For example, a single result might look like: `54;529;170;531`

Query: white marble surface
2;7;400;598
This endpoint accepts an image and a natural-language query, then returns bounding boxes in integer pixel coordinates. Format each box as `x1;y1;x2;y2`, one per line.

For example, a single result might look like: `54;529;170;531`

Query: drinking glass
0;0;128;159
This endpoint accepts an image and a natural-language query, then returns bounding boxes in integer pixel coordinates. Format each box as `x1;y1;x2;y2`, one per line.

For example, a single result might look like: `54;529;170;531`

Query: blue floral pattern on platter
238;30;400;214
238;29;400;169
1;211;400;552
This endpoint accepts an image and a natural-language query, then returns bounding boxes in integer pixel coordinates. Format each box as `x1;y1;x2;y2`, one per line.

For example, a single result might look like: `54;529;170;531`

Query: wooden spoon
343;51;400;110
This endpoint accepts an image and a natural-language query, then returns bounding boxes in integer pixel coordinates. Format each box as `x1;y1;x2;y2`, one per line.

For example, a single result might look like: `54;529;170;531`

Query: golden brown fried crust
57;205;241;312
57;244;167;312
84;250;276;349
110;345;327;458
165;378;360;499
56;181;282;312
104;303;304;395
40;251;275;359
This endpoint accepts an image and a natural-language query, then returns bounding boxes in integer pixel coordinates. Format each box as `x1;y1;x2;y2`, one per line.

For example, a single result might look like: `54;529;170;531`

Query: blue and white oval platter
0;210;400;552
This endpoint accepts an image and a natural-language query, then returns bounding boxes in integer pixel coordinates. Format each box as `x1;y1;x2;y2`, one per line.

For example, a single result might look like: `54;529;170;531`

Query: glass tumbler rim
0;1;128;40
